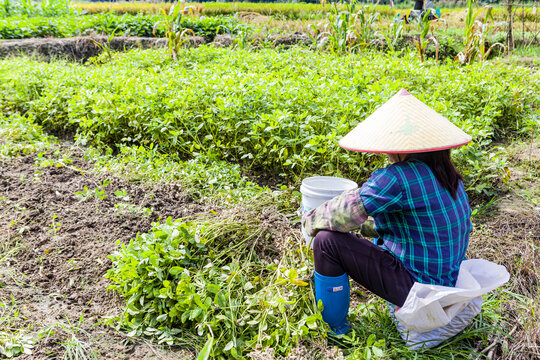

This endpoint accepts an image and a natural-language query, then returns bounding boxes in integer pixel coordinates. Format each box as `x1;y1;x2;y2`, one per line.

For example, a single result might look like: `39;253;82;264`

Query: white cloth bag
390;259;510;349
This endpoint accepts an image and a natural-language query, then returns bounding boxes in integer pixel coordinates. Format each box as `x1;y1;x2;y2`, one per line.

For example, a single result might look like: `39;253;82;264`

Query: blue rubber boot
314;271;351;335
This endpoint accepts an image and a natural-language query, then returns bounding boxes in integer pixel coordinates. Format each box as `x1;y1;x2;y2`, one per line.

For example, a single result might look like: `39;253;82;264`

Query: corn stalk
414;11;439;62
377;19;404;53
153;1;195;62
312;1;380;54
456;0;506;64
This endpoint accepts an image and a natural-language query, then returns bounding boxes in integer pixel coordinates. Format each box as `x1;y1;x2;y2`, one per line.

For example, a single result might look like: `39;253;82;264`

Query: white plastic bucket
300;176;358;247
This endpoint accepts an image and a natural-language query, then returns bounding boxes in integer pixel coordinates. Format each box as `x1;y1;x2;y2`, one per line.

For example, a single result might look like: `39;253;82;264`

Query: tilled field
0;150;204;359
0;146;301;359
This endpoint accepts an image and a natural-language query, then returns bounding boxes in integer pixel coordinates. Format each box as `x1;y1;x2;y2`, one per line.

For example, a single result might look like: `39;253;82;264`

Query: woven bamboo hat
339;89;472;153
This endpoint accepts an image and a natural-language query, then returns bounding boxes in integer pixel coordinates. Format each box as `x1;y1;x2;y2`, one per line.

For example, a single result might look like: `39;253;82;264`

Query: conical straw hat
339;89;472;153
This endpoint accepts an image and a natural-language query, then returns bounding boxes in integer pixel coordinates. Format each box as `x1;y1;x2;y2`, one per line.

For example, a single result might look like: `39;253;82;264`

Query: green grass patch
86;145;269;203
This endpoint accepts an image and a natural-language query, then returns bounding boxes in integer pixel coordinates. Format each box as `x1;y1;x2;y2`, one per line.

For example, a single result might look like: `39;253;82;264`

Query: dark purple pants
313;230;414;307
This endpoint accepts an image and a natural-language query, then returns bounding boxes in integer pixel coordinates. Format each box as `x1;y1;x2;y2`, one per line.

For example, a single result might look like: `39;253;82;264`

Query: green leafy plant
0;115;54;158
114;203;153;217
0;0;15;17
74;181;109;203
219;22;254;50
93;187;107;201
114;189;130;202
0;297;35;358
355;4;381;48
377;17;404;53
90;28;119;64
106;216;323;358
48;214;61;236
74;187;92;202
94;180;110;201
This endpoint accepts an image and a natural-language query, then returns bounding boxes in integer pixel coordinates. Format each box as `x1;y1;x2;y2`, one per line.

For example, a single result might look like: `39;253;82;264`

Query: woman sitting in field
302;89;473;335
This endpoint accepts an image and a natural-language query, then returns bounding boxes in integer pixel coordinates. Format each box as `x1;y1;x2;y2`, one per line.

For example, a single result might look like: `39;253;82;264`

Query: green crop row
0;13;238;40
0;47;538;198
0;0;74;18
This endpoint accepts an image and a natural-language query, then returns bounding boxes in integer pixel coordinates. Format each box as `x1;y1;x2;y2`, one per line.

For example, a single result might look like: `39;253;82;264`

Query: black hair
407;150;463;199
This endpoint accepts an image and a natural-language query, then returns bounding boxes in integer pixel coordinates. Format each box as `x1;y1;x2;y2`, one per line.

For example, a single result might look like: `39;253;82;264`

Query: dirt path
0;36;171;62
0;150;202;359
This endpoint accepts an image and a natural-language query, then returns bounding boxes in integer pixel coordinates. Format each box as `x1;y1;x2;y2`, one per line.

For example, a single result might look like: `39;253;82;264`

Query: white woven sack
389;259;510;350
389;298;482;350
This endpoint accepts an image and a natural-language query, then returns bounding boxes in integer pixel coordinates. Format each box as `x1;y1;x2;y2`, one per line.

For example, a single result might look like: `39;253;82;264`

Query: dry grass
468;194;540;358
459;140;540;359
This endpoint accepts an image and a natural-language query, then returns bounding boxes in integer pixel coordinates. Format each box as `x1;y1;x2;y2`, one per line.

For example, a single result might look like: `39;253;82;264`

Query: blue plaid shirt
360;160;472;286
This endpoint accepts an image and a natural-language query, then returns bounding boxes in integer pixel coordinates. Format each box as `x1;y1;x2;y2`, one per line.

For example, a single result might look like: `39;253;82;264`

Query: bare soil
0;149;205;359
0;146;296;359
0;36;203;62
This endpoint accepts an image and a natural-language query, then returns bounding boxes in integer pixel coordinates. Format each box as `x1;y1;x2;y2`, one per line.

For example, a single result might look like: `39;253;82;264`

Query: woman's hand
301;189;369;237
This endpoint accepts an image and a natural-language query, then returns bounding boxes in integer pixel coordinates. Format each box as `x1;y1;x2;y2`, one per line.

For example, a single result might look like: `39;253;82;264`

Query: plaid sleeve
302;189;368;237
359;167;403;216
